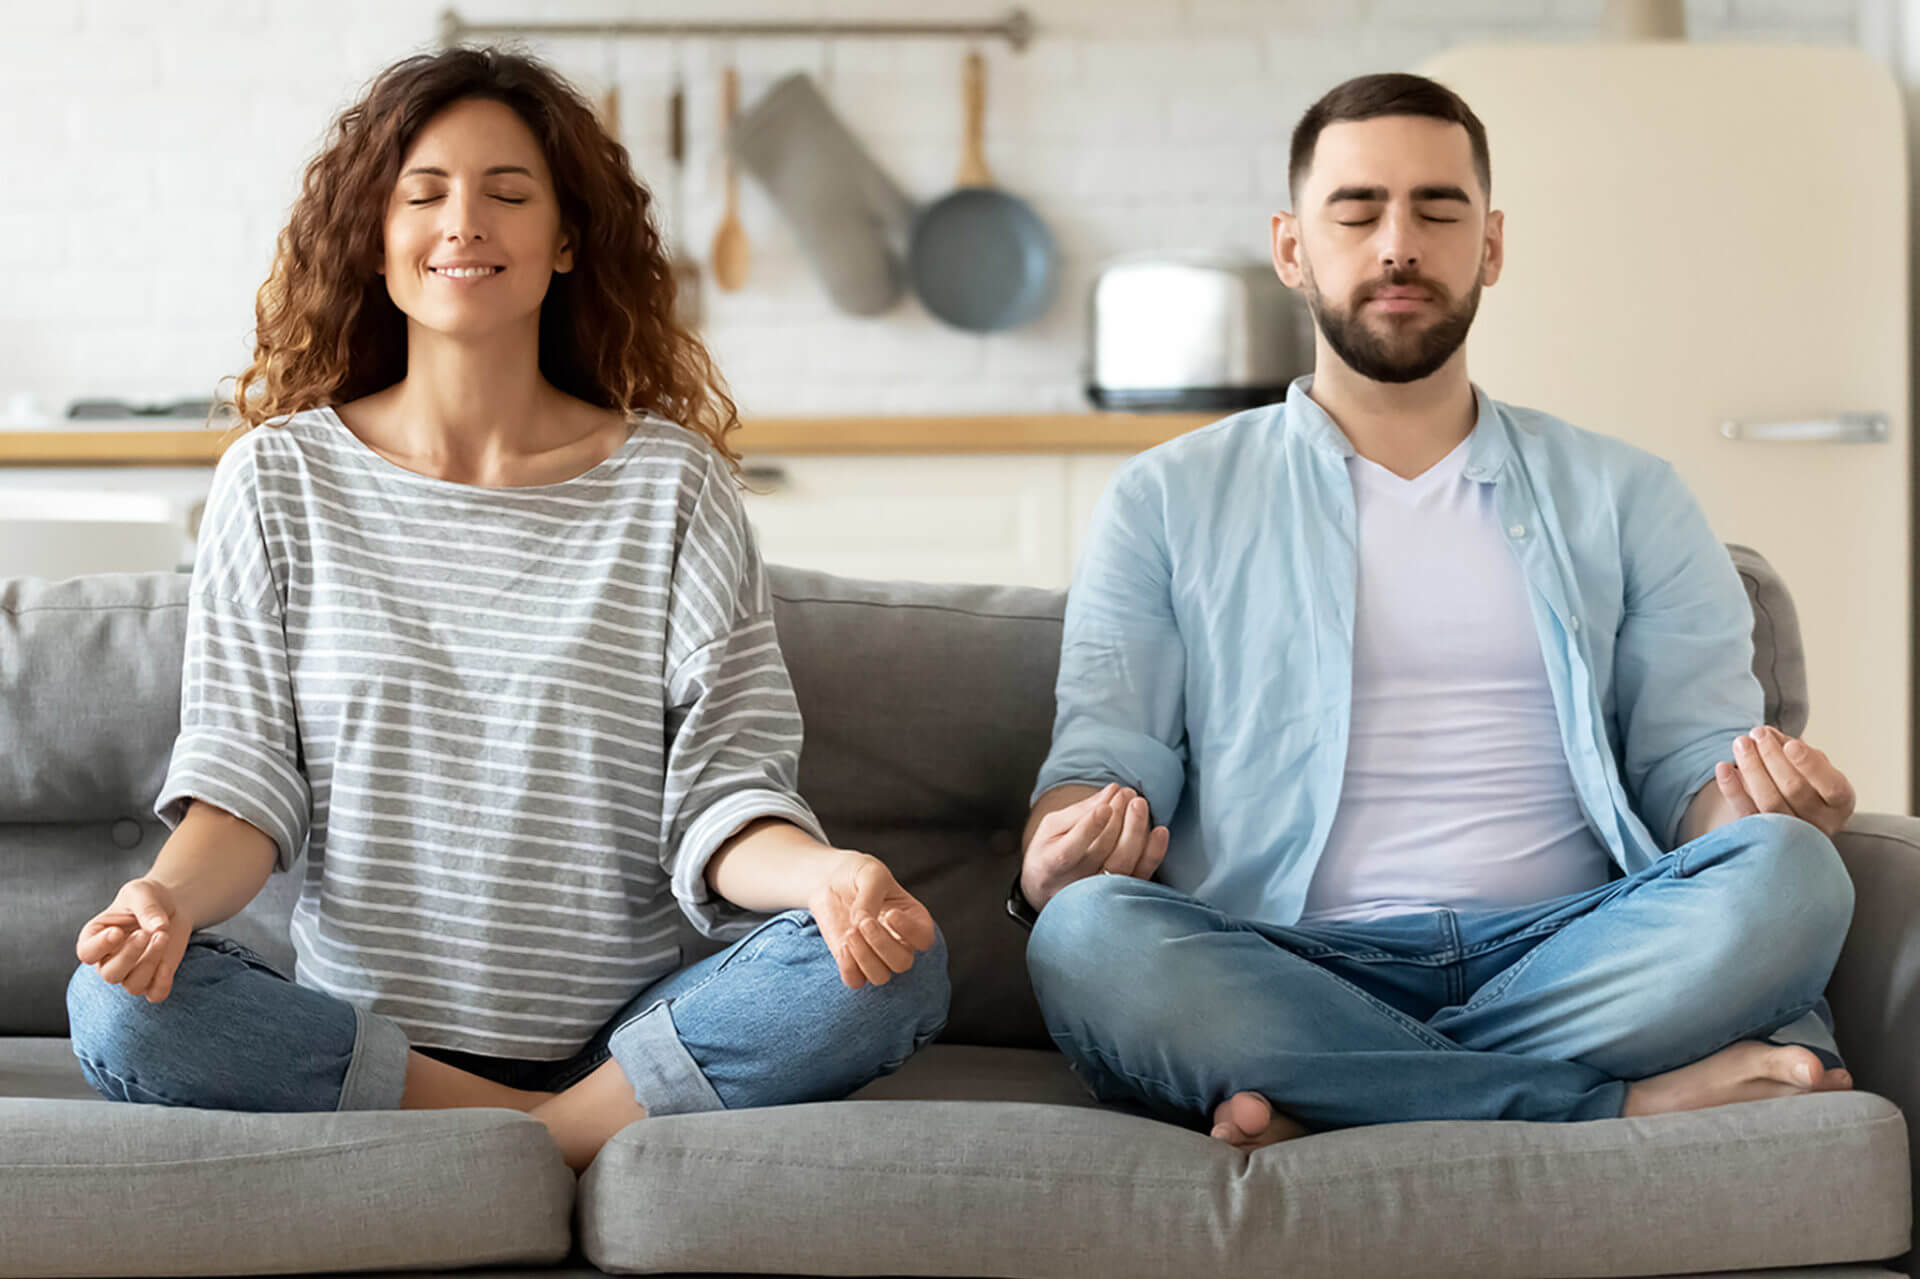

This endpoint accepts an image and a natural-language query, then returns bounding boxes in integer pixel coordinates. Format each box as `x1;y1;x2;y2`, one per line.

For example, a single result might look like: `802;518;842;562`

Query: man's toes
1760;1045;1825;1089
1813;1067;1854;1093
1209;1091;1270;1143
1224;1090;1274;1135
1208;1090;1311;1150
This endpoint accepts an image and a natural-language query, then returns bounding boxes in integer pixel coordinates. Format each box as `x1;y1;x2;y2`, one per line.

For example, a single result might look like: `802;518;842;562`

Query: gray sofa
1;547;1914;1279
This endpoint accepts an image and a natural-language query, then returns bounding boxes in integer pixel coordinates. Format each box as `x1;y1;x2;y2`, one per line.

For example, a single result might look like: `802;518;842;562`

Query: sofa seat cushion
0;1034;97;1101
579;1046;1909;1278
0;1040;573;1278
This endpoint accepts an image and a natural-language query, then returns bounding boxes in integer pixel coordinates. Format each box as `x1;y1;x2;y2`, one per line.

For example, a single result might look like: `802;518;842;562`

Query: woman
65;46;949;1174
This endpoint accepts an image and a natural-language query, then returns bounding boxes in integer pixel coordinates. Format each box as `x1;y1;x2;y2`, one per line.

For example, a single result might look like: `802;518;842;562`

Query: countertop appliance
1085;254;1309;411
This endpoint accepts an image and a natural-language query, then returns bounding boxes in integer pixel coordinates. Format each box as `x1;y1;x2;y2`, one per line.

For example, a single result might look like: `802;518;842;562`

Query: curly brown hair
218;45;740;468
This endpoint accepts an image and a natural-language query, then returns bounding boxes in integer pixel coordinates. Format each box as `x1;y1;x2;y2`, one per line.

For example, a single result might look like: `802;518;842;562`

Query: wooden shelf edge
0;413;1225;466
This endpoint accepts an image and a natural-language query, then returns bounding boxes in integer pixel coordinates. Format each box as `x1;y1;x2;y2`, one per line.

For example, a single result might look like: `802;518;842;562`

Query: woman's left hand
807;852;938;989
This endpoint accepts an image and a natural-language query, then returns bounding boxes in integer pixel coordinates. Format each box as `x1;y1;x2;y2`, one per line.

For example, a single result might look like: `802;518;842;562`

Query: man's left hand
806;852;939;990
1715;725;1856;839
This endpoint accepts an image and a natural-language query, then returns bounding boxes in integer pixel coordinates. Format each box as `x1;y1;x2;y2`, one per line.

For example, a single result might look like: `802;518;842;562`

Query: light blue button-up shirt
1032;374;1761;926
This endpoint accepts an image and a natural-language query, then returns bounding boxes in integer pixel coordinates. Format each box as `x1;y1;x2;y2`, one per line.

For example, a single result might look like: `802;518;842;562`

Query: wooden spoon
709;66;750;292
956;51;992;188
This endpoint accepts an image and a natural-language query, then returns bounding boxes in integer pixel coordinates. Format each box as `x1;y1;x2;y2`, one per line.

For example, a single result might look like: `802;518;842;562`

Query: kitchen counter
0;412;1222;465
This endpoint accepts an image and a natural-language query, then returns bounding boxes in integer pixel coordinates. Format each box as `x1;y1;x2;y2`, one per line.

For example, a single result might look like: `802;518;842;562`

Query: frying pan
907;51;1058;332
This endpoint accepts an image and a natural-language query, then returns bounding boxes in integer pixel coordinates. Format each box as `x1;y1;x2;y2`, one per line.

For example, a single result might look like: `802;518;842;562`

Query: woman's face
378;96;573;339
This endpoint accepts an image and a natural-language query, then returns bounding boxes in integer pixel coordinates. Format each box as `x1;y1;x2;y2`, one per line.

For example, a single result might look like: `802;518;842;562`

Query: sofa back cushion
0;546;1803;1042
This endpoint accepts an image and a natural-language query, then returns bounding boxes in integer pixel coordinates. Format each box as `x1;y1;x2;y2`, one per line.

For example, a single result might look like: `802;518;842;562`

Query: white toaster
1085;253;1312;411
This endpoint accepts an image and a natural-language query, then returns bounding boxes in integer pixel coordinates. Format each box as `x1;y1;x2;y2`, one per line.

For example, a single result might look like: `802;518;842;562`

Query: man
1012;72;1858;1152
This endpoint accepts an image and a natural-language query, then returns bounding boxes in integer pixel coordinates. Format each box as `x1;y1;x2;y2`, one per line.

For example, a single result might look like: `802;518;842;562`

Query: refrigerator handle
1718;412;1889;443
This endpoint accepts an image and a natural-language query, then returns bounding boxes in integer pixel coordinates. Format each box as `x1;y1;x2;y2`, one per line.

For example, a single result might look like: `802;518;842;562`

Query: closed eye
405;196;528;205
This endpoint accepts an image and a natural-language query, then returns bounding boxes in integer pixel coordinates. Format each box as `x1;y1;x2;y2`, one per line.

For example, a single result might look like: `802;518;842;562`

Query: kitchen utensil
905;51;1057;332
667;44;703;328
67;398;217;420
730;73;913;315
710;66;750;292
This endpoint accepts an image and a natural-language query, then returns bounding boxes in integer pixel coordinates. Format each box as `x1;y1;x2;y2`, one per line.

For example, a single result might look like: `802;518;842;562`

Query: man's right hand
1020;782;1170;913
75;878;191;1004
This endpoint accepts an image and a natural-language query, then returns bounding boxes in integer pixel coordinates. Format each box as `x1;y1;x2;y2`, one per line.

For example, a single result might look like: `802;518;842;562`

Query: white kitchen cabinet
0;466;213;579
0;451;1146;589
737;454;1076;588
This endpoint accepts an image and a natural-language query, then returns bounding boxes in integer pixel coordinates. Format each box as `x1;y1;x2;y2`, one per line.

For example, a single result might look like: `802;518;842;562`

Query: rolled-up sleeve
153;441;311;872
1030;466;1189;826
1612;458;1764;851
659;453;827;940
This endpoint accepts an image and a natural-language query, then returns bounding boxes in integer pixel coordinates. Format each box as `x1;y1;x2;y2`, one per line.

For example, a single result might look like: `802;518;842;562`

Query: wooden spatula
710;67;750;292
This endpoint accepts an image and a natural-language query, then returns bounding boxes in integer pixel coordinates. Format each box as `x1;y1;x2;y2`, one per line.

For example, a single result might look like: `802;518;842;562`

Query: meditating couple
68;49;1855;1174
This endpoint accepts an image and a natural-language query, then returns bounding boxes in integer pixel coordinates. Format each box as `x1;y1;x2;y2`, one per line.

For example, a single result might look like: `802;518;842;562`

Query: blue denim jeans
67;909;950;1115
1027;812;1853;1131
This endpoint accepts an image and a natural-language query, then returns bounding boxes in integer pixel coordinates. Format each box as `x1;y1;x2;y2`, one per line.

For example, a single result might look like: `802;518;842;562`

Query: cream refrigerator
1421;42;1913;815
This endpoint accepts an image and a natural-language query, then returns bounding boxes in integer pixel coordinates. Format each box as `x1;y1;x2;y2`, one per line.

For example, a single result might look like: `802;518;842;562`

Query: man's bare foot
528;1056;649;1174
1209;1090;1310;1151
1623;1040;1854;1118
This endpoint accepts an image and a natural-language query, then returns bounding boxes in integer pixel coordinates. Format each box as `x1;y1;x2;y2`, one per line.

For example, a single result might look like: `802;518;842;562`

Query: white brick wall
0;0;1870;419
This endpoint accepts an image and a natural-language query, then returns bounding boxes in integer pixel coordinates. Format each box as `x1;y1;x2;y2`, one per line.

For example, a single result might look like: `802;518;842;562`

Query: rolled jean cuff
338;1003;410;1112
606;1000;725;1118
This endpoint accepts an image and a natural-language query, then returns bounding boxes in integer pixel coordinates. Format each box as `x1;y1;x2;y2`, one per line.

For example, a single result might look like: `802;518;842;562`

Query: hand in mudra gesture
1715;725;1856;839
807;853;939;989
1021;782;1170;912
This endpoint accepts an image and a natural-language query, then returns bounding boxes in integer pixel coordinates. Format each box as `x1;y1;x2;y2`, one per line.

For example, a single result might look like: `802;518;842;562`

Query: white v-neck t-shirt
1298;435;1616;924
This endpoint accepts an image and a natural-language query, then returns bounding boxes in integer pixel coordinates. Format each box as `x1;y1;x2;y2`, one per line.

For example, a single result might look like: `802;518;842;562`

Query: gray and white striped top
154;406;826;1060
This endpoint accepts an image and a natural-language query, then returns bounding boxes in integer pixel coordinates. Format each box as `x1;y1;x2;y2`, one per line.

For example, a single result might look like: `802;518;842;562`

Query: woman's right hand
75;879;190;1003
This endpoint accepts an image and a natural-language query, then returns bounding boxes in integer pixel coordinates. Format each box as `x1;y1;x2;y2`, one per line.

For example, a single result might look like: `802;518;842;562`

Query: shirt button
1507;523;1526;538
1569;616;1581;632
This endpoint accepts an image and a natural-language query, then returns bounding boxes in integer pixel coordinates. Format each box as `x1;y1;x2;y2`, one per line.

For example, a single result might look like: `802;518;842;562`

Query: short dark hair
1288;72;1491;206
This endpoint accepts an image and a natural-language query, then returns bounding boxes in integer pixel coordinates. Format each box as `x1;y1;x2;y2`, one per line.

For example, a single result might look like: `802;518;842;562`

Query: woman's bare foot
1209;1090;1310;1151
528;1056;649;1174
1622;1040;1853;1118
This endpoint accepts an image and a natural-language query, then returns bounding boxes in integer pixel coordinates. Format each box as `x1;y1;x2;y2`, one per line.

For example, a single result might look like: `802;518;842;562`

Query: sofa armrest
1828;810;1920;1268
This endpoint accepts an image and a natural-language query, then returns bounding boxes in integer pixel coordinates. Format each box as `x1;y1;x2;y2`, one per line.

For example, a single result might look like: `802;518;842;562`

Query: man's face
1273;115;1503;385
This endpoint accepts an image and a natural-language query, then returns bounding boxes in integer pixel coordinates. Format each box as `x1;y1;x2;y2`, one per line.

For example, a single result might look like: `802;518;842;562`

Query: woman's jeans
1027;812;1854;1132
66;908;950;1115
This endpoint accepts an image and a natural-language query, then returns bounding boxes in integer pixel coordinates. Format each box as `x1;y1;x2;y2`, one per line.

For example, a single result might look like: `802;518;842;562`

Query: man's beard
1302;262;1481;385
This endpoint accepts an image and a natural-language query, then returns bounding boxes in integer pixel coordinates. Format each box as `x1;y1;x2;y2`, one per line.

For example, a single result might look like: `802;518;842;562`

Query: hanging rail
437;7;1036;51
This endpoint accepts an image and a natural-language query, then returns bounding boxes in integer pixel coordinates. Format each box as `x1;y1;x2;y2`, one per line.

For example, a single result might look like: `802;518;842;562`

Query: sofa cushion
0;1095;574;1277
579;1076;1908;1277
1729;542;1807;737
3;1038;1907;1278
0;571;188;824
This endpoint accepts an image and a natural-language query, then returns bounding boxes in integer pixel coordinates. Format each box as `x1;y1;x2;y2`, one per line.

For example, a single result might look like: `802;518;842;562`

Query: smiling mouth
430;266;505;279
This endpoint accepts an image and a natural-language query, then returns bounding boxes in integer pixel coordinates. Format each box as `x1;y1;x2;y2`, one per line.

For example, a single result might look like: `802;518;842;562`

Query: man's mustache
1355;269;1448;306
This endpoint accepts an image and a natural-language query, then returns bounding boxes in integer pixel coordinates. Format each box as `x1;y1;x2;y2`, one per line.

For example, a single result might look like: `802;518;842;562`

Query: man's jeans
66;909;950;1115
1027;812;1853;1131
